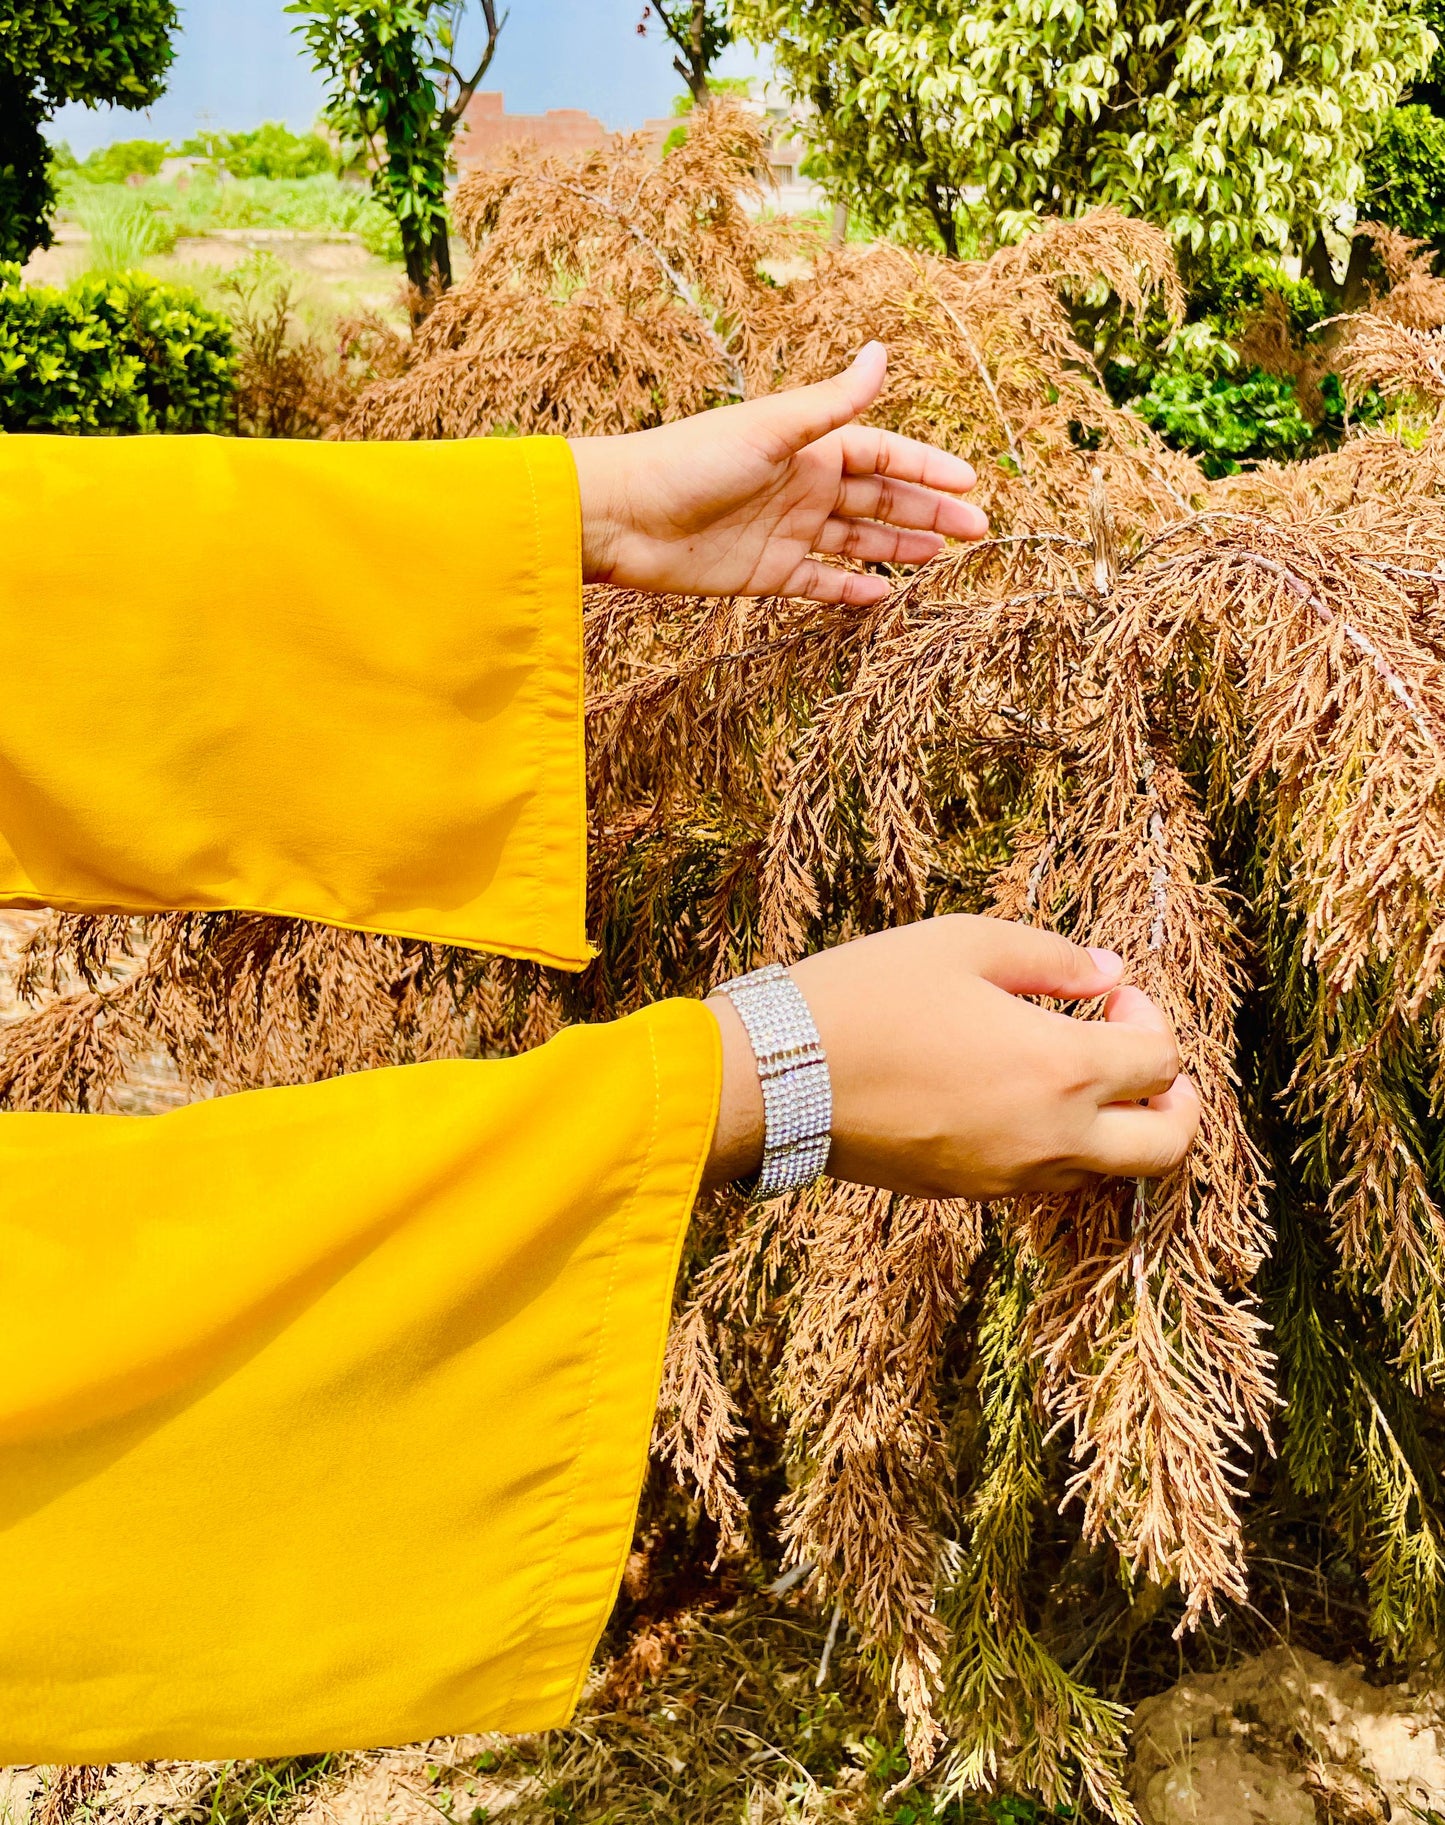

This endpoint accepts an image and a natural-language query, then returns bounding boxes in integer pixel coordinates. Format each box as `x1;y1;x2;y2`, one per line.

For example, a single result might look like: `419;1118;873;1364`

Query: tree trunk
667;0;711;105
402;222;453;313
429;221;454;293
926;178;959;258
689;0;708;103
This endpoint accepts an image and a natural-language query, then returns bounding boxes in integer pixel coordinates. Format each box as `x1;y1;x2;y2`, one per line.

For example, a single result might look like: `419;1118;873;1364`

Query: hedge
0;263;235;432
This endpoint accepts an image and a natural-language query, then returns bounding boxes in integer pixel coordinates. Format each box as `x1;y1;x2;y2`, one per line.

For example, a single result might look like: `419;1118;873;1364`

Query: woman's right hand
703;915;1200;1199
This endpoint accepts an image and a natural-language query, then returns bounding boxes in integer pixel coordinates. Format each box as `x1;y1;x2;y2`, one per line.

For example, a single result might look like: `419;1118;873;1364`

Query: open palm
568;343;989;607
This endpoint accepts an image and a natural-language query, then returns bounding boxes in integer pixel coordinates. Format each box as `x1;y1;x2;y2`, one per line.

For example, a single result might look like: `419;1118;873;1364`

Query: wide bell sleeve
0;433;587;965
0;997;719;1763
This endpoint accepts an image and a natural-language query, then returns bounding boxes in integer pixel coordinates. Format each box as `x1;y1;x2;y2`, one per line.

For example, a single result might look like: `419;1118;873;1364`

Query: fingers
834;473;990;542
752;342;891;459
1103;983;1171;1034
1076;1015;1181;1101
839;424;978;496
781;559;892;607
815;519;947;566
1070;983;1182;1100
1082;1076;1202;1179
957;917;1124;1000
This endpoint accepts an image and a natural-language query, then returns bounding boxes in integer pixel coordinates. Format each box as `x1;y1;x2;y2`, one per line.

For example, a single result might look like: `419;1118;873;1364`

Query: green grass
72;189;178;273
59;173;403;262
201;1758;339;1825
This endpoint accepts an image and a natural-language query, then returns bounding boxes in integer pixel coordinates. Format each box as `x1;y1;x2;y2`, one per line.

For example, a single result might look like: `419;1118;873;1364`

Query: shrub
1362;103;1445;245
220;258;395;437
20;123;1445;1819
77;137;172;185
0;264;234;432
1190;251;1329;334
179;122;336;181
1101;251;1381;472
1133;366;1315;476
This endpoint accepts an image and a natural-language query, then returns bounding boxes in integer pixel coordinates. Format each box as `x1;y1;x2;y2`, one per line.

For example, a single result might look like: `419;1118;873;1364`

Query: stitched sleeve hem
499;996;722;1728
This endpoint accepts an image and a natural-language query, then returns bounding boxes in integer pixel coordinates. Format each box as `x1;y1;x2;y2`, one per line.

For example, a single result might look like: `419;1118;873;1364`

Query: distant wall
454;90;829;217
455;92;673;166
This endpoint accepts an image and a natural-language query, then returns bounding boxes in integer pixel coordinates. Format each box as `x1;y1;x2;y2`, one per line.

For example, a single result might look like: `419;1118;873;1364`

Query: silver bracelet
712;962;832;1201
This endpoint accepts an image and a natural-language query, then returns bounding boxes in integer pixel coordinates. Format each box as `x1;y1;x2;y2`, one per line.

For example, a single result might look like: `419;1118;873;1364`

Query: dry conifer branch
535;176;748;400
937;297;1025;474
1234;549;1441;749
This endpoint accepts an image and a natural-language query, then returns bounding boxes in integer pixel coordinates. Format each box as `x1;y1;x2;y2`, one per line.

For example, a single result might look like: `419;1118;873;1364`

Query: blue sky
52;0;763;154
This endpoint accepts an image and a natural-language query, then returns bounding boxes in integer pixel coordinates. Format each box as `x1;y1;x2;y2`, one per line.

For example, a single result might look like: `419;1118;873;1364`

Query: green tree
637;1;732;106
732;0;1436;262
179;122;336;180
1407;0;1445;110
77;136;171;184
1357;0;1445;244
289;0;505;299
0;0;178;264
1362;101;1445;240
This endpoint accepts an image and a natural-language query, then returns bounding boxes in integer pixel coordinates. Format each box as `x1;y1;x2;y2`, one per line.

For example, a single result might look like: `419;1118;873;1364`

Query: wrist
567;436;624;584
701;994;765;1188
703;968;833;1198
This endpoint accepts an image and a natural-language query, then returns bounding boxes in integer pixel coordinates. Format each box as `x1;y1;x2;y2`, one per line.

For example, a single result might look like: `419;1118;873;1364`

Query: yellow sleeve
0;998;719;1762
0;434;587;965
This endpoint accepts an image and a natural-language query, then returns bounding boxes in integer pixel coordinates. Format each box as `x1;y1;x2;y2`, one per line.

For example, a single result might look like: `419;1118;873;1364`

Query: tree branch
653;0;712;101
438;0;508;136
537;176;746;399
1235;551;1441;750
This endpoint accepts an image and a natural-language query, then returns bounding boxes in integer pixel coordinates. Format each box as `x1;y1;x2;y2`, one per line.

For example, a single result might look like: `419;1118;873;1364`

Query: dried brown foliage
341;106;789;440
15;128;1445;1820
224;268;403;440
1355;221;1445;328
338;105;1199;532
1231;289;1333;423
1317;224;1445;416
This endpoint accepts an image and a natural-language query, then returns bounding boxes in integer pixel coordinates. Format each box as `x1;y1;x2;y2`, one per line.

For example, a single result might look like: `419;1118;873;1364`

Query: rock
1140;1737;1314;1825
1130;1645;1445;1825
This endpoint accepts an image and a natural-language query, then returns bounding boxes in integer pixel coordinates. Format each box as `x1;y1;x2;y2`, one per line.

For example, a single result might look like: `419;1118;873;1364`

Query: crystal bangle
712;962;832;1201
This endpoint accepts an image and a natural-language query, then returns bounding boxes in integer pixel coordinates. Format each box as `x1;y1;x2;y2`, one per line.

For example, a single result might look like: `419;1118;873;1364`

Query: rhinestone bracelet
712;962;832;1201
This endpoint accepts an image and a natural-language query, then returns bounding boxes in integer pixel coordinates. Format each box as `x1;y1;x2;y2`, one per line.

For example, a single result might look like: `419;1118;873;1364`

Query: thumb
961;918;1124;1000
1103;985;1172;1032
751;342;888;456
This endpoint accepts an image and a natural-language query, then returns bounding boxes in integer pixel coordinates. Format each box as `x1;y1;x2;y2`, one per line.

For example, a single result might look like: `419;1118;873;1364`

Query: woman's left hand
568;342;989;607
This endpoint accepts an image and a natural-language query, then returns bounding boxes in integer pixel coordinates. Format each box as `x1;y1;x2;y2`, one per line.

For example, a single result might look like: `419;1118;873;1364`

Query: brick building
454;93;674;168
453;89;828;217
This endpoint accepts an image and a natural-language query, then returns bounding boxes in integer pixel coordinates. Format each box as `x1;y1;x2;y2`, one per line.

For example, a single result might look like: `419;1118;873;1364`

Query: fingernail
1087;946;1123;973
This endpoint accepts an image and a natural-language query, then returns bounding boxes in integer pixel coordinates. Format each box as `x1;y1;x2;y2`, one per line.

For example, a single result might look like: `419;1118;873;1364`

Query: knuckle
1051;1026;1099;1098
1149;1127;1194;1176
935;910;981;950
1049;930;1084;969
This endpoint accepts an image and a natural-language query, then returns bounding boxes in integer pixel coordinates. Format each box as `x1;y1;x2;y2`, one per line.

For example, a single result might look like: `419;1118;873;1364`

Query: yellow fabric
0;999;718;1762
0;433;588;965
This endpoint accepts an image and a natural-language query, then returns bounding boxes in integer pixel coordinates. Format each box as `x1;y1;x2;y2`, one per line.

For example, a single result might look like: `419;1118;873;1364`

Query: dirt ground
20;222;408;325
